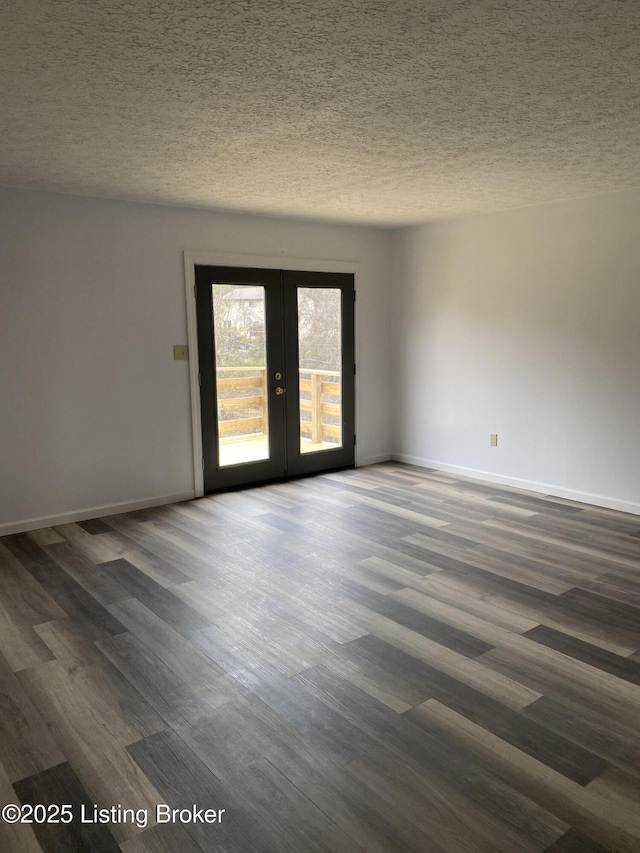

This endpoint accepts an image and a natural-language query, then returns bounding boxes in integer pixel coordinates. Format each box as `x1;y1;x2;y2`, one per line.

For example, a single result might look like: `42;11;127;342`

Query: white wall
392;188;640;513
0;187;392;531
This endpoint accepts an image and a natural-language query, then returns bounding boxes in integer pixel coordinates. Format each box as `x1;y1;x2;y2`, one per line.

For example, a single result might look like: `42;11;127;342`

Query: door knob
275;387;285;395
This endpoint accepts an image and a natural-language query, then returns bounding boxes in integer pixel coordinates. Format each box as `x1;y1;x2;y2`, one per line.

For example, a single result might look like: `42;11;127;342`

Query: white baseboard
359;452;393;466
7;454;637;536
391;454;640;516
0;491;196;537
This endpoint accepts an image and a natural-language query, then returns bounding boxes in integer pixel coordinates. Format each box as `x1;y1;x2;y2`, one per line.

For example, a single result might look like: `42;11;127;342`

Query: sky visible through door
297;287;343;454
212;283;270;467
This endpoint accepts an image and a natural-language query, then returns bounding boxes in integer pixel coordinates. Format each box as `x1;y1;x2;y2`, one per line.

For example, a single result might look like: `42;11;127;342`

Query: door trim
184;250;362;497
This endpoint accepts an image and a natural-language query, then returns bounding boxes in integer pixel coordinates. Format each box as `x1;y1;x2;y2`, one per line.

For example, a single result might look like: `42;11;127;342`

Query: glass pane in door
297;288;342;454
212;283;269;467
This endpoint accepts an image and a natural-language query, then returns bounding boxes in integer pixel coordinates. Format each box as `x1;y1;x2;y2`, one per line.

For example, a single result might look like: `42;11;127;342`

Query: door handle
275;387;285;395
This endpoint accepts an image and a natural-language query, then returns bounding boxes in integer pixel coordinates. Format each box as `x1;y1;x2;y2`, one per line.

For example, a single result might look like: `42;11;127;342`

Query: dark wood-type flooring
1;463;640;852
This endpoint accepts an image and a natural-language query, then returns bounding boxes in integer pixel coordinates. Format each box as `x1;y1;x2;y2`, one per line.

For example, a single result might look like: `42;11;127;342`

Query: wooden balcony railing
216;366;341;444
216;367;268;436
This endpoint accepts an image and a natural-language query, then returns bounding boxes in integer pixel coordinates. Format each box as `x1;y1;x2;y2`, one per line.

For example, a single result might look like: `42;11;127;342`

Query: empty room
1;1;640;851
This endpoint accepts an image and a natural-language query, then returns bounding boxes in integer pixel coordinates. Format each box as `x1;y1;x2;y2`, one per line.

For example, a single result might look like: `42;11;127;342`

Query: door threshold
202;463;356;496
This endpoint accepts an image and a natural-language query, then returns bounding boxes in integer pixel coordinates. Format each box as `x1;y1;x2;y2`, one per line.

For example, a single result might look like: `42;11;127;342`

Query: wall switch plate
490;433;498;446
173;345;189;361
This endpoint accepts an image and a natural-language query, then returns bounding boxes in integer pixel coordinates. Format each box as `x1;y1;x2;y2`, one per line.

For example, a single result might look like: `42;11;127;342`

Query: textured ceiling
1;1;639;225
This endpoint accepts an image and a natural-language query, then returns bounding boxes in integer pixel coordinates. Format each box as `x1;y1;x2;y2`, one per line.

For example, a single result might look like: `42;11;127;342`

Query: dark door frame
283;269;355;478
195;265;287;491
190;262;356;494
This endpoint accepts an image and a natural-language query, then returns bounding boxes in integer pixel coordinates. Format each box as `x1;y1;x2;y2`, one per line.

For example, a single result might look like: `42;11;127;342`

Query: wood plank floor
1;463;640;852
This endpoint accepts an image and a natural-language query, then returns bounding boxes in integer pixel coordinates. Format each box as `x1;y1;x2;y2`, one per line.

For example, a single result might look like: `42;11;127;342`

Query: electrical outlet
173;345;189;361
490;433;498;447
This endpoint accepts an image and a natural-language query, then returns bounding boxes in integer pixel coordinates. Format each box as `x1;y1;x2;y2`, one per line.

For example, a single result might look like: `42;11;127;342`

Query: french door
195;265;355;492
